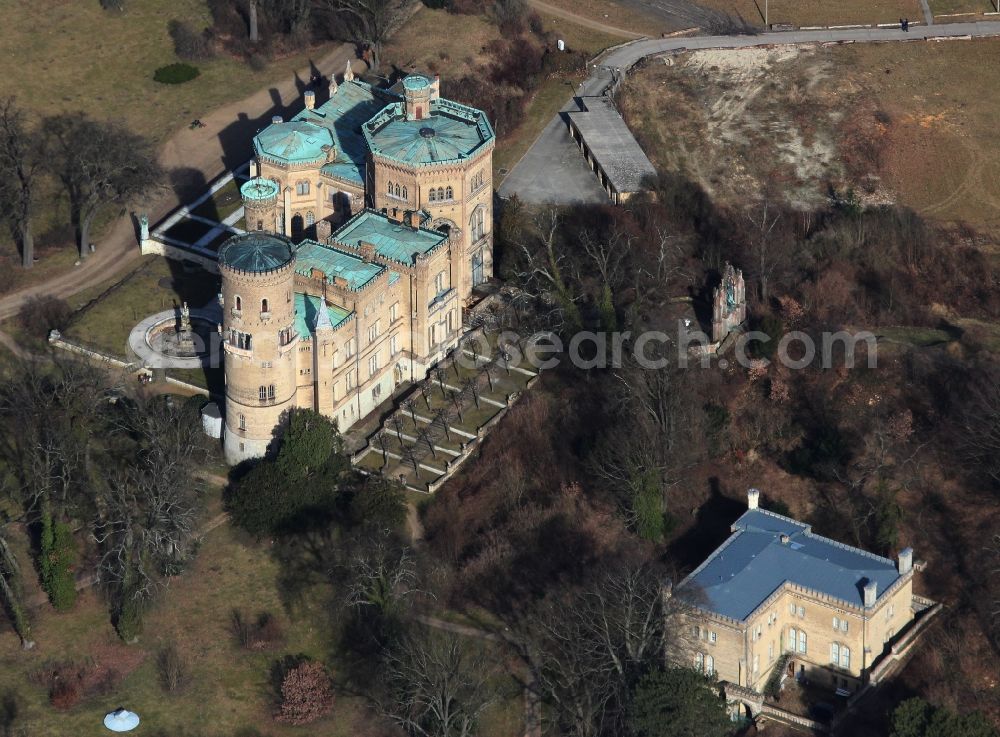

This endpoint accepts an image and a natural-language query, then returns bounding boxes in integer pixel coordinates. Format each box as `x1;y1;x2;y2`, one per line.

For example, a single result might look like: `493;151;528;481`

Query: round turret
240;179;281;234
219;232;299;464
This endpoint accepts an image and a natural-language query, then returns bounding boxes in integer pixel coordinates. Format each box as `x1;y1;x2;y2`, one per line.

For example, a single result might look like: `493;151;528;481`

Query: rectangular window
833;616;839;630
753;655;759;673
768;642;774;661
789;603;796;615
692;626;700;639
797;606;805;618
368;352;380;377
346;370;355;391
435;271;445;294
841;620;849;633
390;302;399;322
346;338;356;358
390;335;399;356
368;322;379;343
708;631;717;644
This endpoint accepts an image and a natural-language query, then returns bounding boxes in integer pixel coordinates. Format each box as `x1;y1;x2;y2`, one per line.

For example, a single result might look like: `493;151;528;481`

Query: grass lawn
190;179;245;222
696;0;924;25
0;0;334;145
929;0;997;13
63;255;220;358
0;520;382;737
876;326;955;346
383;7;501;78
530;0;677;35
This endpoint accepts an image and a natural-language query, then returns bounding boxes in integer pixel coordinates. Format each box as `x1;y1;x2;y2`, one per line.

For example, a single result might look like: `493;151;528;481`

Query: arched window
830;642;839;666
437;186;445;200
695;653;703;671
291;212;304;238
445;185;453;200
788;627;796;652
235;295;242;311
470;207;485;241
306;211;315;226
261;298;269;314
705;655;714;676
841;646;850;669
394;183;401;197
387;180;393;195
402;185;407;199
296;180;310;195
428;188;437;202
798;630;807;654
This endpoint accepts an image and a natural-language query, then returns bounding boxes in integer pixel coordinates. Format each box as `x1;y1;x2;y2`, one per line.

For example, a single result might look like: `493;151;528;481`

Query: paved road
499;20;1000;205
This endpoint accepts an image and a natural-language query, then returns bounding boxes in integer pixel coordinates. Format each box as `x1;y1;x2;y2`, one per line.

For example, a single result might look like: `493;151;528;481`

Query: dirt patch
621;38;1000;235
622;45;843;208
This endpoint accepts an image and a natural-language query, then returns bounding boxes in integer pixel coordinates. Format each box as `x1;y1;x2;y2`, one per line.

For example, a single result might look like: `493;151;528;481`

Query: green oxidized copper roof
363;98;494;166
218;232;295;273
254;120;334;164
254;81;399;187
240;178;280;201
294;292;352;338
402;75;431;91
333;209;447;266
295;239;384;290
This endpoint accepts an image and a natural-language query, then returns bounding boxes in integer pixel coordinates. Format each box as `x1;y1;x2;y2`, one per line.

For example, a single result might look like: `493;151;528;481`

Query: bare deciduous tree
378;630;497;737
744;198;784;303
0;98;43;269
0;528;32;648
318;0;408;72
511;562;685;737
42;115;163;260
344;535;418;619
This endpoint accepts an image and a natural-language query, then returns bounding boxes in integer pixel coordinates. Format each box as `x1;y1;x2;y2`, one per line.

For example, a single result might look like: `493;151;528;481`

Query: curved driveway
498;20;1000;205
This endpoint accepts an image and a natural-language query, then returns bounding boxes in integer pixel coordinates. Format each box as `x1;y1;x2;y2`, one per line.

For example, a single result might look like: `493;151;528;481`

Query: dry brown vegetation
621;39;1000;239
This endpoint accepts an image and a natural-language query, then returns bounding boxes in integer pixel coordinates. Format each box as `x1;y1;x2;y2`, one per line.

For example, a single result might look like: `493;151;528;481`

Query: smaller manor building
673;489;921;695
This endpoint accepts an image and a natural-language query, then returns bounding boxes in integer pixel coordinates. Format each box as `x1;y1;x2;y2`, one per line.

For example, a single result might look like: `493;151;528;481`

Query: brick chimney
863;580;878;608
304;90;315;110
898;548;913;575
748;488;760;510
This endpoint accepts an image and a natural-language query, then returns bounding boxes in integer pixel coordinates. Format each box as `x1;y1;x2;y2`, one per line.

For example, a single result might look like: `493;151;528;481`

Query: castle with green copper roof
222;65;495;464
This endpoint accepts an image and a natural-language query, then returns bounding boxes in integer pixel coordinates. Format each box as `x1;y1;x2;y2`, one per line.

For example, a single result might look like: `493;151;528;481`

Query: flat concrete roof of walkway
566;96;657;196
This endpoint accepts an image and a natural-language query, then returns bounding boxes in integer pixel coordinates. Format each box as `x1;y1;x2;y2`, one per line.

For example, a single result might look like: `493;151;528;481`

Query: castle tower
241;178;280;234
219;232;299;464
402;75;433;121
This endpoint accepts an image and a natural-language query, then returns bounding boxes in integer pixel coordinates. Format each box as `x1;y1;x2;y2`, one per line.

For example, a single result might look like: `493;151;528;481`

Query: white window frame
841;646;850;669
797;630;807;654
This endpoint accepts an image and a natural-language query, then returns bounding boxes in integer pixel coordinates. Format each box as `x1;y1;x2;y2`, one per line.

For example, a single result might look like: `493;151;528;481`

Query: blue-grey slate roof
681;509;902;621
